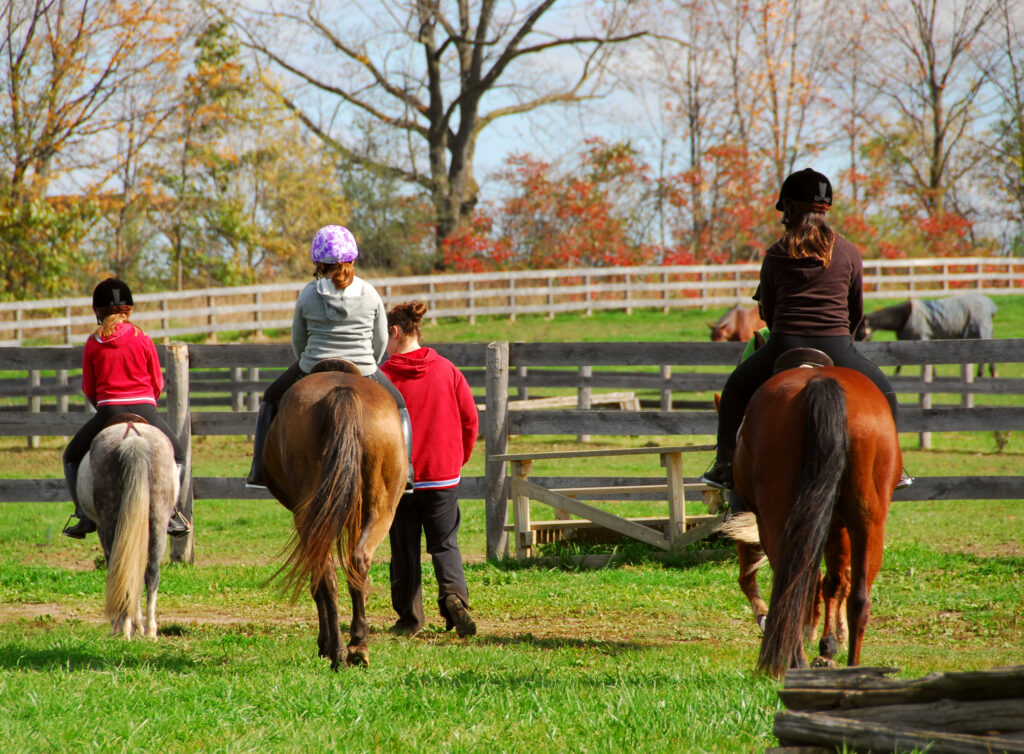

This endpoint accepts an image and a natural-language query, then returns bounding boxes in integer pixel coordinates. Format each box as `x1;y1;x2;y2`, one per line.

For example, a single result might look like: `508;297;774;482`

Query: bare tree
982;0;1024;248
866;0;999;215
233;0;644;262
0;0;188;199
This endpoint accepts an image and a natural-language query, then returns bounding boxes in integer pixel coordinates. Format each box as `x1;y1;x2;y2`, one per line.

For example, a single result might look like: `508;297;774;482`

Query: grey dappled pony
79;420;179;639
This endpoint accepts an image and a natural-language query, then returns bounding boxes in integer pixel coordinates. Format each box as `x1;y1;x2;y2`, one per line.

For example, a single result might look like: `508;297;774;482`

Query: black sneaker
62;515;96;539
443;594;476;638
701;460;734;491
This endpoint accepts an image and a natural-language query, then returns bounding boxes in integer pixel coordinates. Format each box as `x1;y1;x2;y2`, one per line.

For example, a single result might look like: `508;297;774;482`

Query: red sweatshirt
82;322;164;408
381;347;478;489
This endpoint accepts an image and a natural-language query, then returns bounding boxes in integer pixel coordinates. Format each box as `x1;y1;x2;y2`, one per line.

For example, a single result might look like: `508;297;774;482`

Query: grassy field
1;298;1023;753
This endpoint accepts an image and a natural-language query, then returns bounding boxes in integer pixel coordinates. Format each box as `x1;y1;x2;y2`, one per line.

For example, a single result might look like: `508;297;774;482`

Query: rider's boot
167;463;192;538
62;461;96;539
245;402;277;488
398;407;414;495
883;390;913;490
701;454;734;491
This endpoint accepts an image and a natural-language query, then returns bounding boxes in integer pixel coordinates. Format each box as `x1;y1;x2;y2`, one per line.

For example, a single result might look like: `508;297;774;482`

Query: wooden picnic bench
490;444;725;560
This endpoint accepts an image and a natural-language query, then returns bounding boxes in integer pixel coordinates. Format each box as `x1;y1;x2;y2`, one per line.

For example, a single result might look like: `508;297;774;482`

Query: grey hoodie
291;276;388;375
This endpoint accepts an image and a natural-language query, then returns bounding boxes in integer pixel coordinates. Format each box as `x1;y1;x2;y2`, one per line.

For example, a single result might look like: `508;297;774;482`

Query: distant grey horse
79;419;179;639
861;294;997;377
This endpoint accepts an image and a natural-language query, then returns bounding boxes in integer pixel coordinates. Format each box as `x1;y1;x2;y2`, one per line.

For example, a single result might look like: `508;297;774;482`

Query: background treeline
2;0;1022;301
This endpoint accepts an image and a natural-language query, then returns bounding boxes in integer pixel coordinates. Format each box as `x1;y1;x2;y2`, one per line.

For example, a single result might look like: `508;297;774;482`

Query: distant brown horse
708;304;766;343
727;363;900;678
263;360;406;669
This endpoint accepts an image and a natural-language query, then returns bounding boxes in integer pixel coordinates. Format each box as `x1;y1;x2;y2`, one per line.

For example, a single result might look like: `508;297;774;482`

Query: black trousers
63;404;185;466
715;333;898;456
388;486;470;630
263;361;405;409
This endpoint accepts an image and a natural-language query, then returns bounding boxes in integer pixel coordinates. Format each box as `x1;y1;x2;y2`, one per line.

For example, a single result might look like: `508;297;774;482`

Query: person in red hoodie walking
61;278;191;539
380;301;479;638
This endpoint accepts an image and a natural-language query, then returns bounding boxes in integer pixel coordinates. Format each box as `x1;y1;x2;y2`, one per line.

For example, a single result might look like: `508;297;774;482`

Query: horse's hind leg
737;542;768;631
345;549;373;667
813;528;851;668
846;522;885;666
312;571;341;670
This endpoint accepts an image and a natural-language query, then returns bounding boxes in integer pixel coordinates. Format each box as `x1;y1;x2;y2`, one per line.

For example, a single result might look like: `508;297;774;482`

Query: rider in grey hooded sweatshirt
244;225;412;491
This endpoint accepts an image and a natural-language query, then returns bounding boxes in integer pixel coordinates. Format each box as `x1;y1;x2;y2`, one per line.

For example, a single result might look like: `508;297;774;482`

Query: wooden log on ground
773;711;1024;754
779;666;1024;711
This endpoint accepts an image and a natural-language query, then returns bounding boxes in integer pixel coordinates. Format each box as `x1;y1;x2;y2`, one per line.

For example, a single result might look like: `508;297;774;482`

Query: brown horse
263;361;406;669
708;304;766;343
729;364;900;678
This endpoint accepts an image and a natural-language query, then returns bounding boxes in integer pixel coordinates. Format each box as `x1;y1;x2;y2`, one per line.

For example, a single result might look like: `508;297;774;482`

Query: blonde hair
93;306;139;338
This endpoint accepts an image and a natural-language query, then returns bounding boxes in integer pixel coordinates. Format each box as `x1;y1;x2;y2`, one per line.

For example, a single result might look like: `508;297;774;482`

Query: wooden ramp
491;444;722;559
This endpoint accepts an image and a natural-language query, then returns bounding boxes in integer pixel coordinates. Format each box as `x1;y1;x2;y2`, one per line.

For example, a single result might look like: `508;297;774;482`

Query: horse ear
706;322;715;330
713;393;721;412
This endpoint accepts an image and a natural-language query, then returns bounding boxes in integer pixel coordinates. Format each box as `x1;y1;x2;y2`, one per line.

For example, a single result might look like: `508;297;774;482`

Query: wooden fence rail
2;339;1024;561
2;257;1022;346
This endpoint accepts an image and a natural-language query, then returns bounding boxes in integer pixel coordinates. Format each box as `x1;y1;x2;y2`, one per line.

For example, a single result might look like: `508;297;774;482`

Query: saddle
310;358;362;376
772;348;833;374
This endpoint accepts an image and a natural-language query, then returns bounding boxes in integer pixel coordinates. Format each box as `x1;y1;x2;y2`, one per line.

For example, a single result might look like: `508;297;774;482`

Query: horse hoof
346;648;369;667
810;656;837;669
757;614;767;633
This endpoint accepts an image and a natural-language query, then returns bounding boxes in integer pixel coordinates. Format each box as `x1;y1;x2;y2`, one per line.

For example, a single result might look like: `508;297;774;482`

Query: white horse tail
715;511;761;546
104;434;152;634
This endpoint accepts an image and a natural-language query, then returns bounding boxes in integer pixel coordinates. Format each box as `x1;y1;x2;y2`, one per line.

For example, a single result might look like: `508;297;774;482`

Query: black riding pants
63;404;185;466
263;361;406;410
388;486;470;631
715;333;898;457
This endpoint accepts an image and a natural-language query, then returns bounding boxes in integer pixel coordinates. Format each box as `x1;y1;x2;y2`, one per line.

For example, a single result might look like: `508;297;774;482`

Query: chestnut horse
79;419;179;639
708;304;766;343
729;364;900;678
263;360;406;669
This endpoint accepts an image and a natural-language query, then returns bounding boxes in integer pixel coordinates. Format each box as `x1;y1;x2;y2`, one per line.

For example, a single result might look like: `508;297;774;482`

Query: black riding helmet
92;278;134;309
776;168;832;211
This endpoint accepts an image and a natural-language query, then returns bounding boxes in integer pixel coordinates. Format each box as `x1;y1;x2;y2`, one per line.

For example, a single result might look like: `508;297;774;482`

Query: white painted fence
1;257;1022;346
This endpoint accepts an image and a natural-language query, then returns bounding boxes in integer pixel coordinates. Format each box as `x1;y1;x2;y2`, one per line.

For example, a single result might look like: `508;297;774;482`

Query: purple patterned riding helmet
310;225;359;264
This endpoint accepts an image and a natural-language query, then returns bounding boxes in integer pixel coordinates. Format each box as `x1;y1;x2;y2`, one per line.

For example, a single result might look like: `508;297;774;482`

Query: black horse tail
282;385;365;596
758;376;848;678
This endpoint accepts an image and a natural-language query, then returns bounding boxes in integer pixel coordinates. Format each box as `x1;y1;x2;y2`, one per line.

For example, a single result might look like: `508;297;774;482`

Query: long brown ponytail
779;212;836;267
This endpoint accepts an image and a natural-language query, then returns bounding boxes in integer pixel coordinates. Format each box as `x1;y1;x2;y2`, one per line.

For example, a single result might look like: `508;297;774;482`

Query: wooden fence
2;257;1023;346
2;339;1024;561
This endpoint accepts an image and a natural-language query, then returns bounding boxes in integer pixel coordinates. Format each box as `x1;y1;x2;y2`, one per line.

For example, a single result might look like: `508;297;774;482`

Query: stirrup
167;511;192;538
896;471;913;490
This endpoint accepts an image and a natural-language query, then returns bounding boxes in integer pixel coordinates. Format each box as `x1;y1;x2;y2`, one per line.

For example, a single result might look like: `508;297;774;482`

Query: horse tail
759;376;848;678
104;434;152;626
282;385;365;596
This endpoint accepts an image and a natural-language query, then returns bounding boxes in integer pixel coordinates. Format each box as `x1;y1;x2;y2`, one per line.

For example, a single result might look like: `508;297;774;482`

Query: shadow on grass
0;642;196;673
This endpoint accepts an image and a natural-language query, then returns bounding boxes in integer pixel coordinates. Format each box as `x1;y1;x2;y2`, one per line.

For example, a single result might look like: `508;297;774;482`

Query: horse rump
86;423;177;639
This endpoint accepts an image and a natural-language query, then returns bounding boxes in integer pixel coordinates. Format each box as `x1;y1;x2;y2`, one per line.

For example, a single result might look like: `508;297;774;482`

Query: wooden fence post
165;342;194;564
920;364;933;450
28;370;40;448
660;365;673;410
485;341;510;561
578;365;592;443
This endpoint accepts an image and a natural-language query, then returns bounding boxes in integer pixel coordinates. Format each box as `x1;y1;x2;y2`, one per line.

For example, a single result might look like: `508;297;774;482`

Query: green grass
2;301;1024;752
